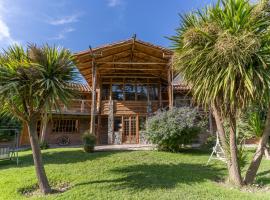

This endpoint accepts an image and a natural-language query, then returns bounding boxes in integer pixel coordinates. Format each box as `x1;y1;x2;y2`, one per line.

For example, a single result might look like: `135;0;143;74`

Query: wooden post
159;81;162;108
90;59;97;135
97;115;101;144
136;114;139;144
168;68;172;109
81;100;85;113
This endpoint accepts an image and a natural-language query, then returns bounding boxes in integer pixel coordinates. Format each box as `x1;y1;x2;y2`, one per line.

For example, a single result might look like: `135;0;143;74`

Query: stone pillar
108;100;114;144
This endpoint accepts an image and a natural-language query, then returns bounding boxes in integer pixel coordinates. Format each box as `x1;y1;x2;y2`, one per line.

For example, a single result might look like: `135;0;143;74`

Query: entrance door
122;115;138;144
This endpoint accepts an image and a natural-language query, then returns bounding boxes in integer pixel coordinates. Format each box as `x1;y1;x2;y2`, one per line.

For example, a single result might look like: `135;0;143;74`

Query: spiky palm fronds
0;44;78;121
171;0;270;116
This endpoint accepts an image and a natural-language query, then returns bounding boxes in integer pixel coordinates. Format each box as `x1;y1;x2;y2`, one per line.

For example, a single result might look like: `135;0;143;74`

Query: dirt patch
18;182;71;197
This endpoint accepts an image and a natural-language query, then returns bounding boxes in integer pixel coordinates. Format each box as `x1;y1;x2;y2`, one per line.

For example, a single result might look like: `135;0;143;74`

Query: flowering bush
146;107;206;152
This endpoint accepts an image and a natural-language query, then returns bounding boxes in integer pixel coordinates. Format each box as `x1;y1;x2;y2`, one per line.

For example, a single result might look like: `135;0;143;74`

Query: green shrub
146;107;206;152
82;131;96;153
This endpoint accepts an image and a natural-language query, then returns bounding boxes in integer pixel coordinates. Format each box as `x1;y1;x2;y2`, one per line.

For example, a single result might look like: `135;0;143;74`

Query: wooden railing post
81;100;85;113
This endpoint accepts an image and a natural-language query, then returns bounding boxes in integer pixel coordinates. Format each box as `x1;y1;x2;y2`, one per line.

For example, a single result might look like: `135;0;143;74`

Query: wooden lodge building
19;38;208;146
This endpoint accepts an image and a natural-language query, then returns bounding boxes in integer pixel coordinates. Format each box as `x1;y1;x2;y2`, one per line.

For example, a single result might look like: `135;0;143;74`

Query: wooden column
136;114;139;144
97;115;101;144
90;60;97;135
168;68;173;109
159;81;162;108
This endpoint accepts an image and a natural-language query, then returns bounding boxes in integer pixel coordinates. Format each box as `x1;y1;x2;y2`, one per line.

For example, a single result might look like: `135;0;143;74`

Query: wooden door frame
121;114;139;144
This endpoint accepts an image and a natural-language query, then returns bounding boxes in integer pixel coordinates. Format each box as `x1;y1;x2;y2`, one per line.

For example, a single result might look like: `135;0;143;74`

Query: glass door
122;115;138;144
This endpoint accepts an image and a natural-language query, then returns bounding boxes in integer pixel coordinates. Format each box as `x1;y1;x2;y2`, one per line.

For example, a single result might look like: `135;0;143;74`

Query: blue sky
0;0;217;53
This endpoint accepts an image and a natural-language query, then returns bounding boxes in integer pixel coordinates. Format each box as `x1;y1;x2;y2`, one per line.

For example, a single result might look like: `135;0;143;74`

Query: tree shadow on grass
75;163;225;191
255;169;270;185
0;149;123;170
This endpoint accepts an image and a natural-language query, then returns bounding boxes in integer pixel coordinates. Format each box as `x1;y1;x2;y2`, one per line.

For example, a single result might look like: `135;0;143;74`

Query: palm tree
0;44;77;194
171;0;270;186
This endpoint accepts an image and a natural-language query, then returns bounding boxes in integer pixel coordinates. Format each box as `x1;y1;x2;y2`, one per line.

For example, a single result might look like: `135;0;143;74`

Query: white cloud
0;1;18;46
50;27;75;40
107;0;122;7
48;14;79;25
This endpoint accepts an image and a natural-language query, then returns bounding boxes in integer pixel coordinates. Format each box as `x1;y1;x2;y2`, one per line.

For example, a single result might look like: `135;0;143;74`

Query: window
149;84;159;100
102;84;110;100
137;84;148;101
112;84;124;100
52;119;79;134
124;84;136;100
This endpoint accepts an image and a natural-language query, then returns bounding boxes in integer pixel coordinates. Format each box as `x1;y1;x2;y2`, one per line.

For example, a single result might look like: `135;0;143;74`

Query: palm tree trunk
244;105;270;185
228;112;242;186
40;114;48;143
212;103;228;151
27;118;51;194
212;103;242;186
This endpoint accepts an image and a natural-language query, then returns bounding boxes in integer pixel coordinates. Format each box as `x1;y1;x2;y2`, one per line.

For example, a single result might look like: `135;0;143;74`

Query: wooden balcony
52;99;91;115
100;100;169;115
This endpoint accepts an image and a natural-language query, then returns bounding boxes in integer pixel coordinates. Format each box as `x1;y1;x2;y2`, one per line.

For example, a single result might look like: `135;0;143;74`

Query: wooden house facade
74;38;174;145
19;38;210;146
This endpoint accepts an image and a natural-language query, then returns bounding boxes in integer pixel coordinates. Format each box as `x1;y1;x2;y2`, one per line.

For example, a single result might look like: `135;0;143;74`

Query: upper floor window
137;84;148;101
149;84;159;101
102;84;110;100
112;84;124;101
124;84;136;101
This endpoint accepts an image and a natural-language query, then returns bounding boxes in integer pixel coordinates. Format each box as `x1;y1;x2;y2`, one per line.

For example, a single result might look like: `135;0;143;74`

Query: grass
1;148;270;200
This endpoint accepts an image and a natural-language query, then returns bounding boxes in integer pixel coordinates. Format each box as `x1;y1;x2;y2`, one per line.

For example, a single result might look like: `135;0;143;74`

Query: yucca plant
0;44;77;194
82;131;96;153
171;0;270;186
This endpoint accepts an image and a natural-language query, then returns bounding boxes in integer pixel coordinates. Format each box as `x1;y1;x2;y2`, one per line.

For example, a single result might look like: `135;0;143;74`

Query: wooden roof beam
130;34;136;62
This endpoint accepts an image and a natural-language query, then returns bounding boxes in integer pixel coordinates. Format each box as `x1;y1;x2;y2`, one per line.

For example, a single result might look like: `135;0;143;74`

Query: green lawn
1;148;270;200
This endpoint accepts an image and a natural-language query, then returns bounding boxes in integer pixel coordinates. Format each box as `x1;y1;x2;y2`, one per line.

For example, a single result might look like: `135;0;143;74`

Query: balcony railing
52;99;91;115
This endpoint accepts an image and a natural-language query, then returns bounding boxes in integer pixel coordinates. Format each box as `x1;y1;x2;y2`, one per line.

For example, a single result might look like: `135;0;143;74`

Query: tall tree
171;0;270;186
0;44;77;194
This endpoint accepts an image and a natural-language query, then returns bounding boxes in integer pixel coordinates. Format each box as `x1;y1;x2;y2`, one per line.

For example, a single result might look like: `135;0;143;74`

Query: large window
137;84;148;101
124;84;136;100
148;84;159;100
112;84;124;100
101;78;162;101
52;119;79;134
102;84;110;100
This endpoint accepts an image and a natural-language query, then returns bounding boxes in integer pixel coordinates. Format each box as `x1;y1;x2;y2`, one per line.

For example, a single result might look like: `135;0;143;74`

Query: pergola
74;36;174;134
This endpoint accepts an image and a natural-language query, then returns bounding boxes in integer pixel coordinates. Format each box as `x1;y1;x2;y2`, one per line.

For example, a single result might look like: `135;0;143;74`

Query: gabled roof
74;38;174;85
74;38;173;57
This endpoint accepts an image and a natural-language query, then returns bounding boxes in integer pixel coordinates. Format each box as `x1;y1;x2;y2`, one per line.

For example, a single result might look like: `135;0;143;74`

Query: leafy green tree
145;107;206;152
171;0;270;186
0;44;77;194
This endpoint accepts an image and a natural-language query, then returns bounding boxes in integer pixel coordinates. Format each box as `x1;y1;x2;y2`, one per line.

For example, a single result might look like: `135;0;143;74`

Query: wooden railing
52;99;91;114
100;100;169;115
